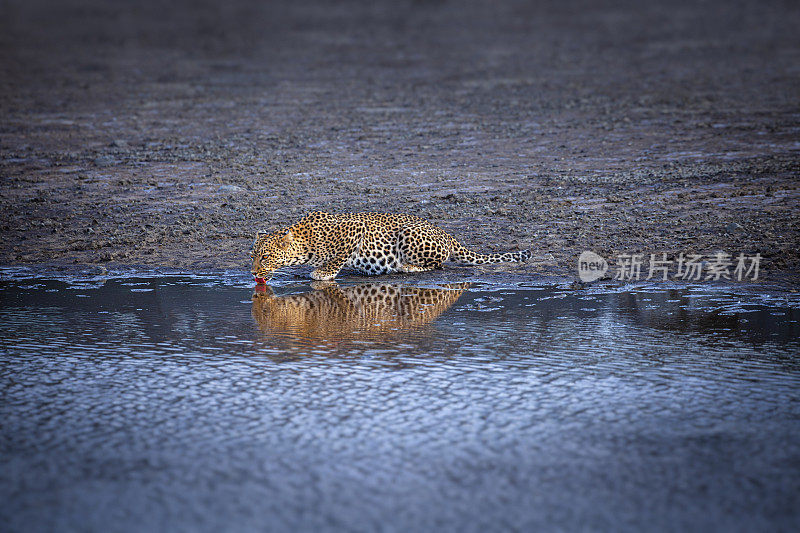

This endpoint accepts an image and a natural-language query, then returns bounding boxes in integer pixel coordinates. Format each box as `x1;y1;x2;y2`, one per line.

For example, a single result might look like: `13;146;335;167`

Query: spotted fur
250;211;531;281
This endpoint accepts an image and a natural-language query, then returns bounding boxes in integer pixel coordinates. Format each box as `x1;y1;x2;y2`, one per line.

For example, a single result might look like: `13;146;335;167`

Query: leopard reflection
252;282;470;341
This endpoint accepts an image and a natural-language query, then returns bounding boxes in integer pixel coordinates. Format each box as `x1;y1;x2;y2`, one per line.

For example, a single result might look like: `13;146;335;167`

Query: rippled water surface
1;274;799;532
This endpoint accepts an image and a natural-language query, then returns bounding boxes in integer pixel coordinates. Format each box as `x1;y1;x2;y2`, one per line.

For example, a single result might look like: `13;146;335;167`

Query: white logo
578;251;608;282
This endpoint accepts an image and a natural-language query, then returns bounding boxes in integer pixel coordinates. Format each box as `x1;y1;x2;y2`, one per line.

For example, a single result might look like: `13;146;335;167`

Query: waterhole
1;273;798;531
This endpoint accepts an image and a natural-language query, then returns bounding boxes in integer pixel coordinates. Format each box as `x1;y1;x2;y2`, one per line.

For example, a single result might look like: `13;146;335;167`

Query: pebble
93;156;116;167
725;222;743;233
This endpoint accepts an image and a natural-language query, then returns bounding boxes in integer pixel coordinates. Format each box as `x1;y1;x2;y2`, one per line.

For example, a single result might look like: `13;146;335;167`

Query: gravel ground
1;0;798;284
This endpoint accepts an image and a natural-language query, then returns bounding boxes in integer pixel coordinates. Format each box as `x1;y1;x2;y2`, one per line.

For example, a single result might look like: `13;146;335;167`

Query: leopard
250;211;531;282
252;282;470;342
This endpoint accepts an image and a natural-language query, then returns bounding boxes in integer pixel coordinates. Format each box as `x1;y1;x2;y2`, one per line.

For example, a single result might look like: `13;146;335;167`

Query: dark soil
1;0;798;284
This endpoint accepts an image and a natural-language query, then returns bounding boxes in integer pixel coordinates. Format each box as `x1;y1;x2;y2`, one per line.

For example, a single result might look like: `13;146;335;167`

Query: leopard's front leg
311;255;349;281
309;219;365;280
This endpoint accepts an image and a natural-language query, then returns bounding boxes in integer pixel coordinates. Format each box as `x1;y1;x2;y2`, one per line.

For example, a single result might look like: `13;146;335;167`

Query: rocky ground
1;0;798;285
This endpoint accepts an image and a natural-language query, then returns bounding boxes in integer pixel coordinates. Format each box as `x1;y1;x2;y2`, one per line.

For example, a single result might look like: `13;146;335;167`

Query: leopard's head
250;229;296;283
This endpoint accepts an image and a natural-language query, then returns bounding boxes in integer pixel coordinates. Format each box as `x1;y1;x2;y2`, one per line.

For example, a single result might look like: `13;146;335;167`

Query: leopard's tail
449;240;531;265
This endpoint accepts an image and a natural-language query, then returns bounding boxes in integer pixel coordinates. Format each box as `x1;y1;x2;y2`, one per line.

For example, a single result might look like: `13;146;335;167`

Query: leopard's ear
280;229;294;247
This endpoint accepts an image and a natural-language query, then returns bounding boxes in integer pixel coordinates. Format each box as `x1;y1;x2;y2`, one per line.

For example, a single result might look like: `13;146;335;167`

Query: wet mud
0;0;798;283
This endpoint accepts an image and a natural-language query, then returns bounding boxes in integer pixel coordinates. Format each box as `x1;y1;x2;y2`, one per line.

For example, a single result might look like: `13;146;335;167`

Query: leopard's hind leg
395;223;451;273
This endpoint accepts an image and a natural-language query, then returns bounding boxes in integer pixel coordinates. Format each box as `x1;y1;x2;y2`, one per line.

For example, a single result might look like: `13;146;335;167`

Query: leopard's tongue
254;277;267;285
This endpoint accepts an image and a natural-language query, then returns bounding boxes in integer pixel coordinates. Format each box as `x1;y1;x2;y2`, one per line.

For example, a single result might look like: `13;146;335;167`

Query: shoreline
2;263;798;297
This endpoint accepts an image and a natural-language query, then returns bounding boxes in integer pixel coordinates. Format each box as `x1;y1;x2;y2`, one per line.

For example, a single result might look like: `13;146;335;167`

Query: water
1;273;799;532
